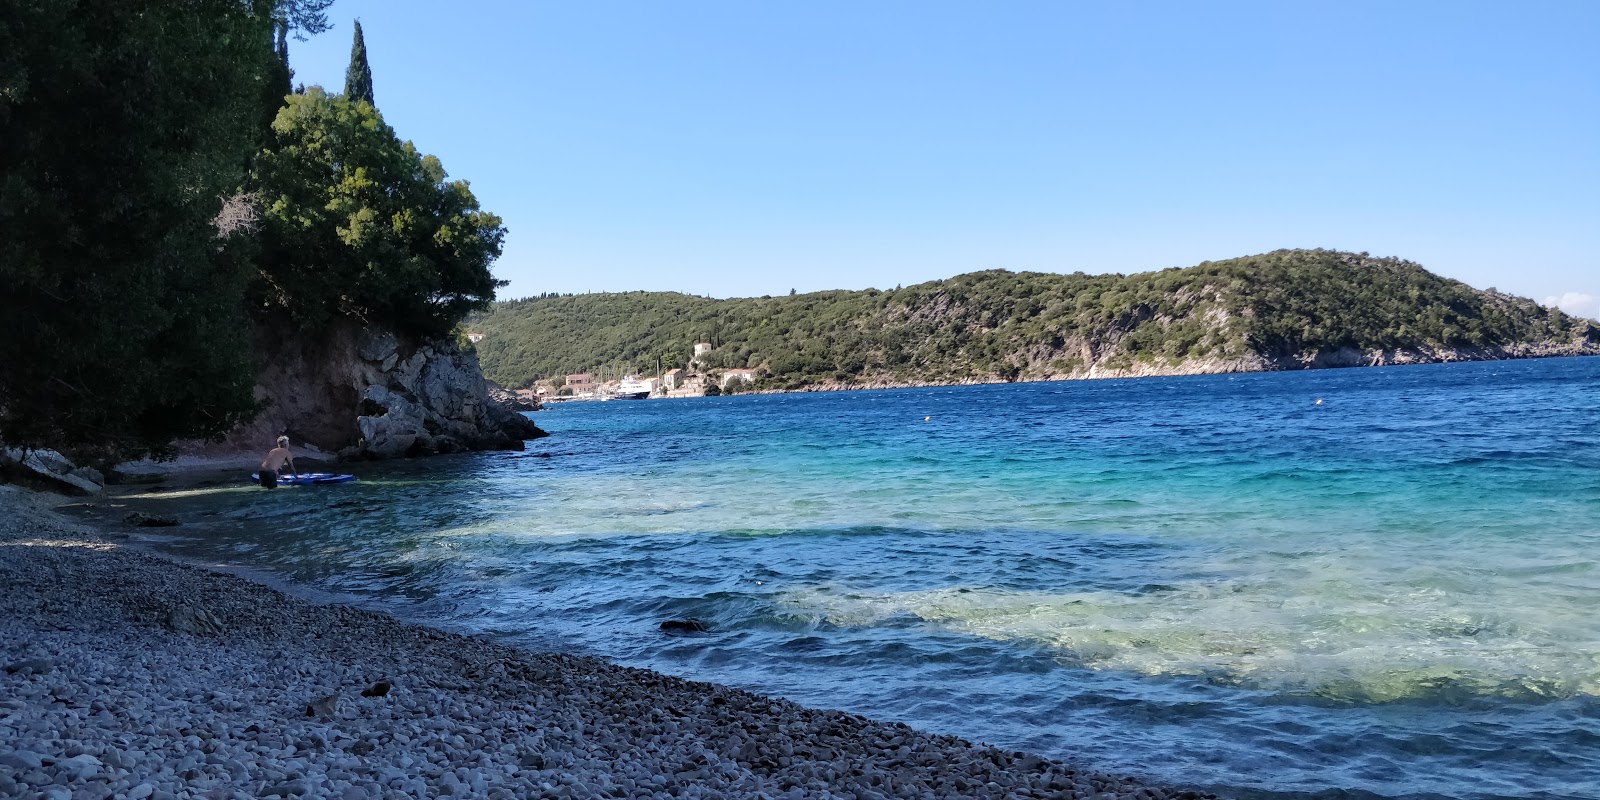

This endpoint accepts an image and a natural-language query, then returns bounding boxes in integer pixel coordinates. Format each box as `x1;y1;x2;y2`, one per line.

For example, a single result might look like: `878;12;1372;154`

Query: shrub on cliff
252;88;506;341
0;0;290;462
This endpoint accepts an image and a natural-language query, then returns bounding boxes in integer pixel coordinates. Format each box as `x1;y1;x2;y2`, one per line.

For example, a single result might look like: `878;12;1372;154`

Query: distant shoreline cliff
734;344;1594;395
471;249;1600;393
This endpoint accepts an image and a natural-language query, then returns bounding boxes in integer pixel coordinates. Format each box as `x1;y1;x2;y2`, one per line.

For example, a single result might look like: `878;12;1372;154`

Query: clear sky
286;1;1599;318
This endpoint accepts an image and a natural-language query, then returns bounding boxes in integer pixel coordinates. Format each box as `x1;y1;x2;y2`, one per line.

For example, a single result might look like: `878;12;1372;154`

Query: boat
249;472;357;486
611;375;654;400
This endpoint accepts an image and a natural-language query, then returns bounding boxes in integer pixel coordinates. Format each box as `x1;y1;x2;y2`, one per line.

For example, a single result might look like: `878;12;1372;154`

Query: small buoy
1315;398;1324;405
924;416;931;421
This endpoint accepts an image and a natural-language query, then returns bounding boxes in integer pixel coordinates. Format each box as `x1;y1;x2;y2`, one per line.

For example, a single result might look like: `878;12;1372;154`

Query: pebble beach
0;485;1216;800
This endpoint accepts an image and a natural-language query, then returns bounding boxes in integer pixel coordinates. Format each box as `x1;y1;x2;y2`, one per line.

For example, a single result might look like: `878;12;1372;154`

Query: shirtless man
260;436;296;488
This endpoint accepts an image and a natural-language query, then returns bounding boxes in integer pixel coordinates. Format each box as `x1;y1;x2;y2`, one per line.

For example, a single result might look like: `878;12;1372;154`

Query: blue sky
287;1;1599;317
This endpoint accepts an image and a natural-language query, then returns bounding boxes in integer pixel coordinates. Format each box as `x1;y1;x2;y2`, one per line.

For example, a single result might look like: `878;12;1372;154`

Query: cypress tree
344;19;374;105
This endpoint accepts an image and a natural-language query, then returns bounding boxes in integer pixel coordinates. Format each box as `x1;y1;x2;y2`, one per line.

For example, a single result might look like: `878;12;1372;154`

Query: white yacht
611;375;654;400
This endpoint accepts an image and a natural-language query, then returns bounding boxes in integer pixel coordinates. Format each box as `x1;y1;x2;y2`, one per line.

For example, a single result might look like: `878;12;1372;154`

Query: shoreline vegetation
1;485;1220;800
473;249;1600;396
2;4;522;476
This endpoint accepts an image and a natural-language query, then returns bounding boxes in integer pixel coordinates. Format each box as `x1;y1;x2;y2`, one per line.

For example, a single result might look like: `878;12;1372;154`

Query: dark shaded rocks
165;605;225;636
4;657;53;675
659;619;711;634
360;679;392;697
124;512;179;527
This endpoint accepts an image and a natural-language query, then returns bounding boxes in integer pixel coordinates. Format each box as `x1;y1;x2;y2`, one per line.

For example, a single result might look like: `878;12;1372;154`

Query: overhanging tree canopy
252;88;507;340
0;0;282;462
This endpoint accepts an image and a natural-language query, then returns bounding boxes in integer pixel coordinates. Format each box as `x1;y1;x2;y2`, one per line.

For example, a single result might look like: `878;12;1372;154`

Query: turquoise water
134;358;1600;799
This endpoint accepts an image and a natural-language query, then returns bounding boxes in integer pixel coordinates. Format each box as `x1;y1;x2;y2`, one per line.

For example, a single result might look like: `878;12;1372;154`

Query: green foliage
472;250;1597;389
0;0;282;462
344;20;374;106
272;0;336;40
252;88;507;340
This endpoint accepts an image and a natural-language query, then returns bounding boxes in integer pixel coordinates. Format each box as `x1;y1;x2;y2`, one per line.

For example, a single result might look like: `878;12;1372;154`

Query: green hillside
470;249;1598;390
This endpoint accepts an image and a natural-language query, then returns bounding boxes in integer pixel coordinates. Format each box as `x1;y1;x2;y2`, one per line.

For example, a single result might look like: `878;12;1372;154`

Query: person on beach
260;436;296;488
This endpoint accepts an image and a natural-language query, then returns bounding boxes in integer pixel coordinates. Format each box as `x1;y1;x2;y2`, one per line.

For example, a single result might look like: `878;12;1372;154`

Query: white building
721;369;756;388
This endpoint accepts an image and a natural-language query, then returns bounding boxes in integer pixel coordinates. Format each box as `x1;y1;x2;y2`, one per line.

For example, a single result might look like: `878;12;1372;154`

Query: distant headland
470;249;1600;396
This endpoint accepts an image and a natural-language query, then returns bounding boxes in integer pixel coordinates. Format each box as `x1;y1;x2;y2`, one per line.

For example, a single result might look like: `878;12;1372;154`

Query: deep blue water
133;358;1600;799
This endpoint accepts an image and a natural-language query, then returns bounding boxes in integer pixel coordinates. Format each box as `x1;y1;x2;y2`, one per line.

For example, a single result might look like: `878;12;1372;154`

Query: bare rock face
351;334;545;458
0;446;105;495
226;320;546;461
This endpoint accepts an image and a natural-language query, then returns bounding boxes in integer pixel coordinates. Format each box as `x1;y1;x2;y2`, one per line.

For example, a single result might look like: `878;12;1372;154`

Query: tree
344;20;374;105
273;0;335;40
0;0;288;463
253;88;507;340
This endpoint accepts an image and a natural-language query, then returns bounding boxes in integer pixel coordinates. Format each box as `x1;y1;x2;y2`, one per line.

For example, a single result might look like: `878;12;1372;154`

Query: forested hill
471;249;1599;391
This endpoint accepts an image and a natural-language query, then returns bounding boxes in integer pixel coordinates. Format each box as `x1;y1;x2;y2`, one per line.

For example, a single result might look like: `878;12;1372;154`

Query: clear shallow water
126;359;1600;799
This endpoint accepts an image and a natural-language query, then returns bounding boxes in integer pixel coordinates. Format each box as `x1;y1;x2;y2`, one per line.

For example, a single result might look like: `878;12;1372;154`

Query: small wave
770;582;1600;705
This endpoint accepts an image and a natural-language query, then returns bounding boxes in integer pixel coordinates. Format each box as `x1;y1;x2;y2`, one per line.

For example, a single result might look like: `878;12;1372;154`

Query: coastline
657;346;1600;398
0;485;1219;800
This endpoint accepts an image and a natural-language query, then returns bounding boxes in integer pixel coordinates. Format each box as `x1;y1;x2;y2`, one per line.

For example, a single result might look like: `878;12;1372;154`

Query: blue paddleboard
250;472;356;486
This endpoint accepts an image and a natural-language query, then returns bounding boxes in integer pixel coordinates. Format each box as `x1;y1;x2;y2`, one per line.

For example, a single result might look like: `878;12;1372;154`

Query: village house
690;342;714;369
662;368;686;390
721;369;756;388
565;373;596;395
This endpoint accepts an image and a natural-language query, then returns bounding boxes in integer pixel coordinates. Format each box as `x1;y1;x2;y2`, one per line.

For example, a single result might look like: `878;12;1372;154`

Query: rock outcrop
486;381;541;412
0;446;104;494
223;321;545;460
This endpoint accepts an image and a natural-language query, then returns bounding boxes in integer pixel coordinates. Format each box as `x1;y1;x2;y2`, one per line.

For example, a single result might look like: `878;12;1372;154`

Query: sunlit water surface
123;359;1600;799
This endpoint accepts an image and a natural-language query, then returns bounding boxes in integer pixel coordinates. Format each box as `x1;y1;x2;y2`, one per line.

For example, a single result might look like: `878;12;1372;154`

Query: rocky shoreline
740;346;1600;396
0;486;1221;800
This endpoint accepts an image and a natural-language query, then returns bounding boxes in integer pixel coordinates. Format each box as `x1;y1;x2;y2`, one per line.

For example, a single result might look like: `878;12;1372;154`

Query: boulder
488;405;547;444
659;619;711;634
54;753;102;781
305;694;339;718
3;657;53;676
165;605;226;636
357;385;428;458
356;331;399;364
22;448;73;474
1;446;104;495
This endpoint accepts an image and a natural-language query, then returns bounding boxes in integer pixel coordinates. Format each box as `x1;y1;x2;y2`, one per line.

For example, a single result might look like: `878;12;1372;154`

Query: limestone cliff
228;321;545;459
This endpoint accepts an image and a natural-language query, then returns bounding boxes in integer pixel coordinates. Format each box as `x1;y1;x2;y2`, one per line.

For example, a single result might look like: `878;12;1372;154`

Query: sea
122;357;1600;799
